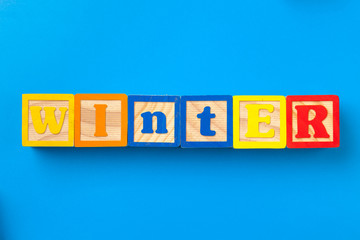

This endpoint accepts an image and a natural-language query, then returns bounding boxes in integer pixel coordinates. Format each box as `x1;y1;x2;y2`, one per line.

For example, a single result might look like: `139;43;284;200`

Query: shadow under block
75;94;128;147
286;95;340;148
181;95;233;148
233;96;287;149
128;95;180;147
22;94;74;147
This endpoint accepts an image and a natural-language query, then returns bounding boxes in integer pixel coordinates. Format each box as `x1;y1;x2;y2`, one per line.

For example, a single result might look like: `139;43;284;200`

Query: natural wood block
74;94;128;147
128;95;180;147
181;95;232;148
286;95;340;148
22;94;74;147
233;96;286;149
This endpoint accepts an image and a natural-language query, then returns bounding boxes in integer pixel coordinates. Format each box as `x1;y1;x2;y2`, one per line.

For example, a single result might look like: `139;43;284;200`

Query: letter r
295;105;330;138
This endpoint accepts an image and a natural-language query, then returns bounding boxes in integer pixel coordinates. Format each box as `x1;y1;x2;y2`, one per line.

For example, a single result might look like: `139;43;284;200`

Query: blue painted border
181;95;233;148
128;95;180;147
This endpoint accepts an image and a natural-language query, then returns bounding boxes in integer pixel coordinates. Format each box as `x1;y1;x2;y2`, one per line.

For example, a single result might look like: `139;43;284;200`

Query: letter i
93;104;108;137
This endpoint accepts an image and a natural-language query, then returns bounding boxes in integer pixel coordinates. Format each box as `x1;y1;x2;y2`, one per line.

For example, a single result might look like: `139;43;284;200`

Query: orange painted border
75;94;128;147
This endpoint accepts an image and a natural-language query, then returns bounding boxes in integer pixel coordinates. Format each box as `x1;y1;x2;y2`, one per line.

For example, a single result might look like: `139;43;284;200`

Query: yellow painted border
22;94;74;147
233;96;286;149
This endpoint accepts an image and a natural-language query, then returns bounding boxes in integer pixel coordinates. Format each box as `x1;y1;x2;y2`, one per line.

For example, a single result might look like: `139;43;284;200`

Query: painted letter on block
22;94;74;147
286;95;339;148
128;95;180;147
181;95;233;148
75;94;128;147
233;96;286;149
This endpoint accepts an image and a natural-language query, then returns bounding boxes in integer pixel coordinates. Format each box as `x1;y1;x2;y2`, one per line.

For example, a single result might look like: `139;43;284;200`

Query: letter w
30;106;68;134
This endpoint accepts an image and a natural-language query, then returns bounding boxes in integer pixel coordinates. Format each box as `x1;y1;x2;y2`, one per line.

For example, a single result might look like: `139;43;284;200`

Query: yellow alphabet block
22;94;74;147
233;96;286;149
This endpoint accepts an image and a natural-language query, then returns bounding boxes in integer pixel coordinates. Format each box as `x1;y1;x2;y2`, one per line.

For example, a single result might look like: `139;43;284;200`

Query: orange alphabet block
75;94;128;147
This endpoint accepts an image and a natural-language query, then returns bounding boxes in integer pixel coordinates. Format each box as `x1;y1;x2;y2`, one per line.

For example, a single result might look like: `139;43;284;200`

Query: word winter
22;94;340;148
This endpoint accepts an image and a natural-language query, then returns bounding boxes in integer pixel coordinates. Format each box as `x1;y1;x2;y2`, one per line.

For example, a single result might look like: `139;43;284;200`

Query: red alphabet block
286;95;339;148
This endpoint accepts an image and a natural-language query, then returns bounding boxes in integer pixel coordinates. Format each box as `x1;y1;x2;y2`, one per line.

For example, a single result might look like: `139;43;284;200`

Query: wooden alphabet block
286;95;340;148
22;94;74;147
128;95;180;147
74;94;128;147
233;96;287;149
181;95;233;148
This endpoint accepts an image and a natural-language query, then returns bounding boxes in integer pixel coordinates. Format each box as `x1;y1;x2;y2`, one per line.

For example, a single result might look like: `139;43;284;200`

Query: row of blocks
22;94;340;148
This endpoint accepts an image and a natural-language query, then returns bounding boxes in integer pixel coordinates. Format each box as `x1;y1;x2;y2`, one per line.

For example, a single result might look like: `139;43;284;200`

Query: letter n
141;111;168;134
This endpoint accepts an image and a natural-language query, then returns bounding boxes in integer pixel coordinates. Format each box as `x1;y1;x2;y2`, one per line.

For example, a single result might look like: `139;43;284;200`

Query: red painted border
286;95;340;148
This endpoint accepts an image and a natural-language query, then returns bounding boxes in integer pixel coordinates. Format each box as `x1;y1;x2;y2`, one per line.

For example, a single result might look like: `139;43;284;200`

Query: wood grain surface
292;101;333;142
185;101;227;142
239;101;281;142
133;102;175;143
28;100;70;141
80;100;122;141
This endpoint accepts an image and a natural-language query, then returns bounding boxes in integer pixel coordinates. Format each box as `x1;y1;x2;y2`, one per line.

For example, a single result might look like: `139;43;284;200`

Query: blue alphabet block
181;95;233;148
128;95;180;147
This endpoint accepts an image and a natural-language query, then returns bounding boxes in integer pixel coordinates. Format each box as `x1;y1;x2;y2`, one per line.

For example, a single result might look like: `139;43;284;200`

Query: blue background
1;0;359;239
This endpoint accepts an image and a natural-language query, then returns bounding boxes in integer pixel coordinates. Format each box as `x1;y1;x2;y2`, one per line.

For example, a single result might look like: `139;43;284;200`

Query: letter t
197;106;216;136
